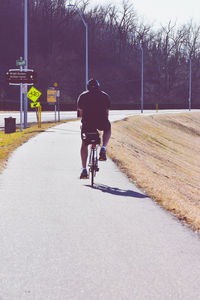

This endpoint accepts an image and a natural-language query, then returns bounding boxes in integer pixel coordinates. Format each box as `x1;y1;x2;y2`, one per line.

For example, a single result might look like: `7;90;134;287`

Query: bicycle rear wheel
91;148;95;187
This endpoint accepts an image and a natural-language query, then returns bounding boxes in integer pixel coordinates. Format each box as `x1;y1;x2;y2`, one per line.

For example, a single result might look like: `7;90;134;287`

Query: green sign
16;60;26;67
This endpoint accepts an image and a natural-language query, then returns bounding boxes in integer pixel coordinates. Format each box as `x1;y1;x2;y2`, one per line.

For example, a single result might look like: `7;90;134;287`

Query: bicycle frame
88;143;99;187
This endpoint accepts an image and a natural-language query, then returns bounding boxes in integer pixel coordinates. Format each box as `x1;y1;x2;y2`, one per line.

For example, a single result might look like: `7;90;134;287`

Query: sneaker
99;147;107;161
80;169;88;179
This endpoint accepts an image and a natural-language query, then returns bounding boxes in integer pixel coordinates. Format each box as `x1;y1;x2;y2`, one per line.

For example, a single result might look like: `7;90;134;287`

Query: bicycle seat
82;131;100;145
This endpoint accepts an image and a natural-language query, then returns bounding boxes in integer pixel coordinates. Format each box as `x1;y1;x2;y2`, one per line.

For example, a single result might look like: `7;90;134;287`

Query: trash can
4;117;16;134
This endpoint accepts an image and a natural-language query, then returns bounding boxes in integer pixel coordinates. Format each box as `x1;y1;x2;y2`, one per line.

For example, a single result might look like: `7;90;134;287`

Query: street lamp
67;3;88;90
24;0;28;128
129;33;144;113
188;56;192;111
139;43;144;113
180;48;192;111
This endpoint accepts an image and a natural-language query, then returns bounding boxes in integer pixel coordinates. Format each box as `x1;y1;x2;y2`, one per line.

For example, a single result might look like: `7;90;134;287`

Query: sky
89;0;200;28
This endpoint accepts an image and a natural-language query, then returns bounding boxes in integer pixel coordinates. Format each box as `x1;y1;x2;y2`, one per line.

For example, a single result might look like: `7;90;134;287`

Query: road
0;112;200;299
0;111;77;128
1;109;199;129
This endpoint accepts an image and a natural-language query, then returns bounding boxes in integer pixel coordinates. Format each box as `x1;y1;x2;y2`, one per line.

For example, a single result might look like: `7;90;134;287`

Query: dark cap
87;79;100;91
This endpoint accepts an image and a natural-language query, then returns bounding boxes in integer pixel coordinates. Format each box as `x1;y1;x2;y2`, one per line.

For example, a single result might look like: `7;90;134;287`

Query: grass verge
0;120;73;174
107;112;200;232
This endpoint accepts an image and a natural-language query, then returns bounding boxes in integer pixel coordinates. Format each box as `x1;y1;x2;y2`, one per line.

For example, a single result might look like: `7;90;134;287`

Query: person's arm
78;108;83;117
77;94;83;118
106;93;111;118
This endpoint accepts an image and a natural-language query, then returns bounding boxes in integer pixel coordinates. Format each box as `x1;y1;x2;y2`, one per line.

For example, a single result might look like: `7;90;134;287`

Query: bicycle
82;131;101;187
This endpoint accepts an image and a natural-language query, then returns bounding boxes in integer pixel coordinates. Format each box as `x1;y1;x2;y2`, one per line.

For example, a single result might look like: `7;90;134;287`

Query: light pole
139;43;144;113
67;3;88;90
180;48;192;111
129;33;144;113
188;56;192;111
24;0;28;128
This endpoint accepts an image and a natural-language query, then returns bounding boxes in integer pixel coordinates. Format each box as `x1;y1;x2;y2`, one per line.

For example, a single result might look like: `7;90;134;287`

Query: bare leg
102;127;111;147
81;141;88;168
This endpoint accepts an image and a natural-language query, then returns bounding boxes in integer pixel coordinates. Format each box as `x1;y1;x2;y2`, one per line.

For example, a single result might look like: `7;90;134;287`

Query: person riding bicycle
77;78;111;179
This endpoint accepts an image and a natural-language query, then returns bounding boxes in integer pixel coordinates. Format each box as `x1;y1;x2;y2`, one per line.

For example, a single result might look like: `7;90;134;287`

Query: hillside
1;1;200;110
107;112;200;232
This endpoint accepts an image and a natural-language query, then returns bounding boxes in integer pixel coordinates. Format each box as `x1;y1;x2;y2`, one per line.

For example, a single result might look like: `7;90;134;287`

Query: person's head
87;79;100;91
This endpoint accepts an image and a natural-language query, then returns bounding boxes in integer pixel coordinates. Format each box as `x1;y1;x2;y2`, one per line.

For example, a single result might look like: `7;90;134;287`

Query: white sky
89;0;200;28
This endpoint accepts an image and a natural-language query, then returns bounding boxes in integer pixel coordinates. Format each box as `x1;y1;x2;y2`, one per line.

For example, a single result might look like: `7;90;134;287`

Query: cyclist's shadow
86;184;147;198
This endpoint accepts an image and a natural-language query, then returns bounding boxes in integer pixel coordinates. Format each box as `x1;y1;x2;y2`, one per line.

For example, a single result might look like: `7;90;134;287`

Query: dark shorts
81;119;111;132
81;119;111;144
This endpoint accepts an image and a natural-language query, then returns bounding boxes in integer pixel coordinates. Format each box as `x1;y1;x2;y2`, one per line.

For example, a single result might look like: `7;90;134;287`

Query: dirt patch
107;112;200;232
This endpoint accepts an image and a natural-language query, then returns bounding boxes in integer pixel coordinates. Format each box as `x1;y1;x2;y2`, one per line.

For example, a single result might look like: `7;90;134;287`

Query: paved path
1;119;200;299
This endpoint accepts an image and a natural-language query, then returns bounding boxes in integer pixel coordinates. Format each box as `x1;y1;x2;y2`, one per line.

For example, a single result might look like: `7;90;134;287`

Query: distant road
0;109;199;129
0;111;77;128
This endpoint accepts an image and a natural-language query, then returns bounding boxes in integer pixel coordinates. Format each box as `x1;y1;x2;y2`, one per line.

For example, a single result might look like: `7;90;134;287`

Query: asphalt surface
1;114;200;299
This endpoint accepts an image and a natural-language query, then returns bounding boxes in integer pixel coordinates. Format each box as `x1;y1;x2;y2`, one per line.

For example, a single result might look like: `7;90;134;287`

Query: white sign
56;90;60;97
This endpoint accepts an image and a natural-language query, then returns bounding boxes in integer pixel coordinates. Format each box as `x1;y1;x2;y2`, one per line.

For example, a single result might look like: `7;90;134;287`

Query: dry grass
0;120;73;174
107;112;200;232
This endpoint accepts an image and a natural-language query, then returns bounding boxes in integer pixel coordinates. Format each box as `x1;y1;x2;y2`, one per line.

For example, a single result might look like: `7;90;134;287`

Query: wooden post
156;104;158;113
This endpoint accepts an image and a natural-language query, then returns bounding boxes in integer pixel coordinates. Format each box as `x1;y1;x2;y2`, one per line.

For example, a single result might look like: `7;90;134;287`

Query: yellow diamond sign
27;87;42;102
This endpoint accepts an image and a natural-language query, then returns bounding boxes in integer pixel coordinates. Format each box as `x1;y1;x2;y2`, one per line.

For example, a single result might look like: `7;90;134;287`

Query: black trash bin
4;117;16;134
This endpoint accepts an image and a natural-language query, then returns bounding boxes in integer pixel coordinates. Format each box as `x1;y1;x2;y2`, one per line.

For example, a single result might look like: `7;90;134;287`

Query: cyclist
77;79;111;179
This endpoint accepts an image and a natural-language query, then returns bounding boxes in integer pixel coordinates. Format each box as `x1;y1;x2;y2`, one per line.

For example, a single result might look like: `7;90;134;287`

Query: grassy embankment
0;120;73;174
107;112;200;232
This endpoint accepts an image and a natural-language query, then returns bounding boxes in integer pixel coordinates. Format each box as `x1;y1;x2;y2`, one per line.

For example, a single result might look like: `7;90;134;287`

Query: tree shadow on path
86;184;148;198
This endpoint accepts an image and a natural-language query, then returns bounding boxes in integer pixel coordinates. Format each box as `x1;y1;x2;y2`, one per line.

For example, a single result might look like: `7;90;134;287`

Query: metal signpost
20;65;23;132
6;57;37;132
55;102;57;123
53;82;60;122
24;0;28;128
56;90;61;122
